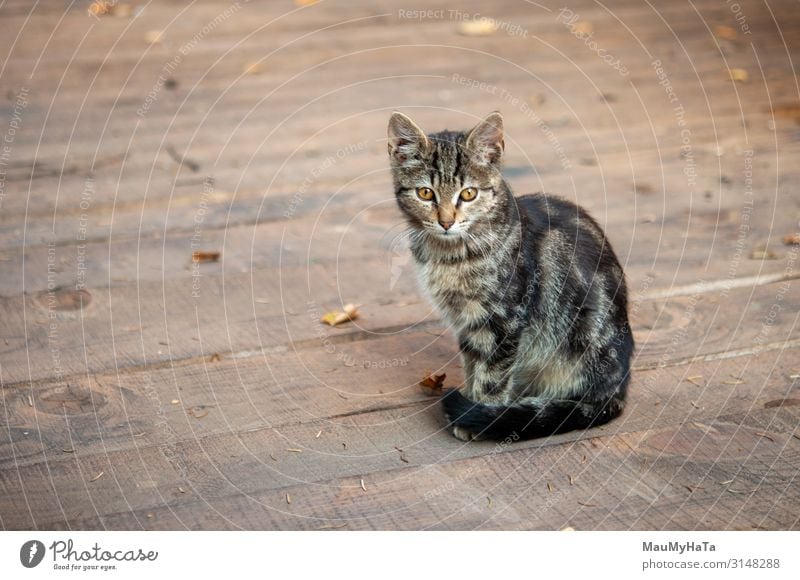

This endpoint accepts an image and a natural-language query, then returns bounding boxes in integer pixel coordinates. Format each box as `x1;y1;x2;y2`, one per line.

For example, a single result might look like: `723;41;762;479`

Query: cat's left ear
466;111;504;166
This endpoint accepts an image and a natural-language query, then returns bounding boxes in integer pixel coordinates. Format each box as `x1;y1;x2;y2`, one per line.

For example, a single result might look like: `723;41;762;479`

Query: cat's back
516;192;627;307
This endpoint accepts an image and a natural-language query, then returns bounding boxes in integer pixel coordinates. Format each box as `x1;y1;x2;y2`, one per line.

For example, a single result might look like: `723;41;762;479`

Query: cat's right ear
387;112;429;165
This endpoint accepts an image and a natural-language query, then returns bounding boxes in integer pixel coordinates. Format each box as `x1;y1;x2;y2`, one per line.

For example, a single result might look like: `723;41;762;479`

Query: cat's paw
451;425;480;442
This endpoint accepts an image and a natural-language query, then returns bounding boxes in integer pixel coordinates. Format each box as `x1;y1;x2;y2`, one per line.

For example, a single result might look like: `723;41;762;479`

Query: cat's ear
388;112;429;165
466;111;504;166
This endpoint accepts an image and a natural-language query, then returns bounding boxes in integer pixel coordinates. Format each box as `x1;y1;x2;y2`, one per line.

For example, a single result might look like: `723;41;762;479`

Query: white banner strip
1;531;797;579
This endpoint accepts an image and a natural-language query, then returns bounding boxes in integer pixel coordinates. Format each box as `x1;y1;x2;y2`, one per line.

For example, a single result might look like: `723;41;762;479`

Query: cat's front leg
449;353;514;441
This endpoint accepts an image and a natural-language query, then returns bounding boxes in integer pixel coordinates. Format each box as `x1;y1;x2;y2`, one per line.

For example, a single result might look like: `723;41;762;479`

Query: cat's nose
438;219;455;231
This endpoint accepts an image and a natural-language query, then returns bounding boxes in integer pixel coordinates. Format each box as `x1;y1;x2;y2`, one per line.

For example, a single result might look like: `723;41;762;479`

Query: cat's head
387;111;507;240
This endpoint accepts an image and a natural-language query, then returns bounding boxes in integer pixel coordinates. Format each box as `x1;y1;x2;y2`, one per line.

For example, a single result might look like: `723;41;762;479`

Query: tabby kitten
387;111;634;441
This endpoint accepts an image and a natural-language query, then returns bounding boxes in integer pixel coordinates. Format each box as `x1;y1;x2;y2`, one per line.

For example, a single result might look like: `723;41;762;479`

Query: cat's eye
460;187;478;202
416;187;435;201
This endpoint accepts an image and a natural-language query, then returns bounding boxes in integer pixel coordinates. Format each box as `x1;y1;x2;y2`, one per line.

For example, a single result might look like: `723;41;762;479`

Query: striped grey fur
388;111;634;441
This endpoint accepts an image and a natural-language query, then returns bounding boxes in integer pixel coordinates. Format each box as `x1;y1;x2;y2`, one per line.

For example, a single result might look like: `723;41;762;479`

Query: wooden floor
1;0;799;531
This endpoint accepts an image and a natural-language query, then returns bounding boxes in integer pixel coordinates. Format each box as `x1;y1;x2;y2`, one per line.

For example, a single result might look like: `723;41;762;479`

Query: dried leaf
62;448;75;454
572;21;593;34
90;471;104;482
772;104;800;125
192;250;221;263
783;233;800;246
729;68;748;82
419;372;447;396
715;25;737;40
360;479;367;492
243;62;264;75
320;303;358;327
88;1;131;17
754;431;775;442
87;1;113;16
209;353;221;363
547;482;554;493
286;493;291;504
286;448;303;453
144;30;164;45
315;430;322;439
178;487;186;493
577;501;596;507
458;18;497;37
487;496;493;508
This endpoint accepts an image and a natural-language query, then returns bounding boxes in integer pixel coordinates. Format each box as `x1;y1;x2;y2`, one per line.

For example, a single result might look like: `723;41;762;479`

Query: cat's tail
441;388;625;441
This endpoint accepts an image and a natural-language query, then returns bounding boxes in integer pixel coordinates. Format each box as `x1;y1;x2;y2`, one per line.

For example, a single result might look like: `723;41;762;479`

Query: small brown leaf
458;18;497;36
321;303;358;327
572;21;593;34
419;372;447;396
209;353;221;363
729;68;748;82
243;62;264;75
783;233;800;246
715;25;737;40
144;30;164;45
192;250;220;263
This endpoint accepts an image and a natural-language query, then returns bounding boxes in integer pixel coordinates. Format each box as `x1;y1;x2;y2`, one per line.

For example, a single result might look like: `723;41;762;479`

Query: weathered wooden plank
1;337;797;529
1;247;797;385
10;403;798;531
